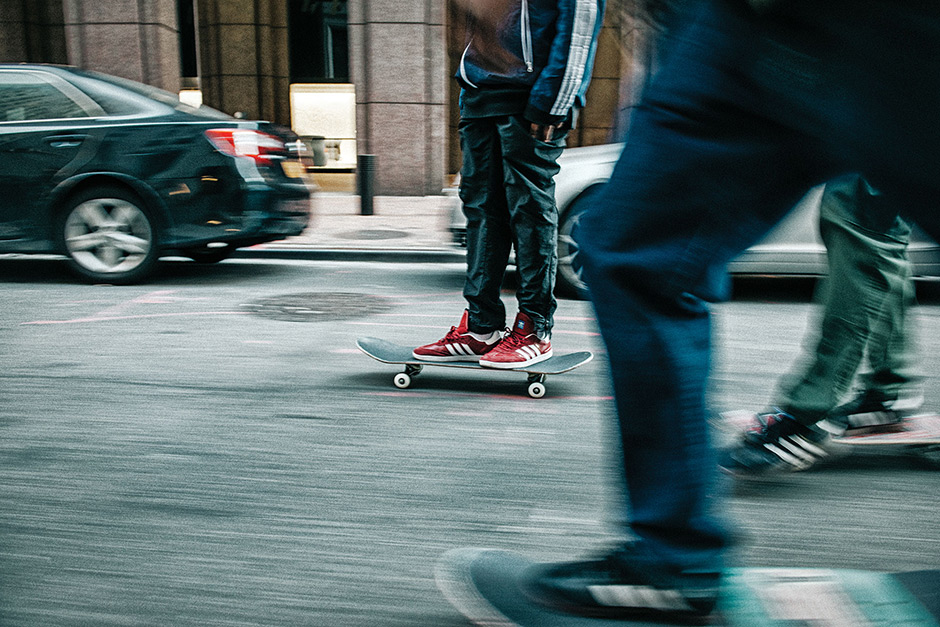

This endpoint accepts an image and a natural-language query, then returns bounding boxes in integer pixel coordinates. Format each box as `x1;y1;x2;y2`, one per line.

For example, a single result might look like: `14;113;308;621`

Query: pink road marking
446;411;493;417
363;391;419;397
85;289;178;319
372;313;471;318
361;389;611;402
392;292;465;299
129;289;179;304
367;313;597;324
345;320;599;335
23;311;250;325
77;290;214;320
346;321;464;330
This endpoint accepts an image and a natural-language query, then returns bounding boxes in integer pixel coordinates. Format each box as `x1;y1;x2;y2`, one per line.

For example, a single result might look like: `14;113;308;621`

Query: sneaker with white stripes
478;311;552;369
412;310;501;362
720;409;832;475
825;388;923;435
522;545;720;624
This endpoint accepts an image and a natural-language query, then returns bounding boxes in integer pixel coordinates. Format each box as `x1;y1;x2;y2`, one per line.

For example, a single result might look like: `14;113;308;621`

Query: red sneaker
412;310;501;362
479;312;552;369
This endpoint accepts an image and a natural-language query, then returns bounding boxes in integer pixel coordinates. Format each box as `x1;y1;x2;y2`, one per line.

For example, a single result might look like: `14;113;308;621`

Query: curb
233;247;467;264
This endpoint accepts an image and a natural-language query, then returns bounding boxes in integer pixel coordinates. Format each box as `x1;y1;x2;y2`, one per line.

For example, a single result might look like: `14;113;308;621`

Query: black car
0;64;312;283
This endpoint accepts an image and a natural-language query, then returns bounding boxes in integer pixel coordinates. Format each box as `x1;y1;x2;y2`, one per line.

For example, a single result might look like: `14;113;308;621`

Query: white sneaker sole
412;353;481;362
479;350;553;369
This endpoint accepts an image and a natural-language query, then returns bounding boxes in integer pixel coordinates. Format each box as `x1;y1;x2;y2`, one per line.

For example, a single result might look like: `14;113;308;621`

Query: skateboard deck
722;410;940;467
356;337;593;398
435;548;940;627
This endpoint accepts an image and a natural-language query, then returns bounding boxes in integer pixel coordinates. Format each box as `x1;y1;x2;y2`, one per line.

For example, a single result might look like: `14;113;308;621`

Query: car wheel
60;187;159;284
184;244;236;264
555;186;598;300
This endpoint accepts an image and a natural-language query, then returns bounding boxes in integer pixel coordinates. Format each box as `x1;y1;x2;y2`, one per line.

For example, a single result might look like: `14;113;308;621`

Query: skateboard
356;337;593;398
722;410;940;468
435;548;940;627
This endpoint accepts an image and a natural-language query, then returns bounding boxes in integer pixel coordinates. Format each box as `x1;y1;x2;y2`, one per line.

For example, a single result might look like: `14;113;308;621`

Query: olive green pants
778;175;918;424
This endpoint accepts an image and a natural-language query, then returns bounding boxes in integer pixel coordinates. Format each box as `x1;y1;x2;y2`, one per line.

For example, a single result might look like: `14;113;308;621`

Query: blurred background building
0;0;645;195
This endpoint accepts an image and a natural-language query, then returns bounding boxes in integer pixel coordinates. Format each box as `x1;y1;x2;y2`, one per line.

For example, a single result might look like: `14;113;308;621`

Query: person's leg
857;235;919;401
459;117;514;334
523;0;940;619
825;232;923;427
528;72;832;611
776;175;914;424
495;114;566;338
572;0;834;576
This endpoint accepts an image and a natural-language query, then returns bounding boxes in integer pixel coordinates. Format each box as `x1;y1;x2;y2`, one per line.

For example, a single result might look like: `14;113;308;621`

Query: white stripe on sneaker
588;585;692;611
764;443;808;469
791;436;828;458
778;439;817;465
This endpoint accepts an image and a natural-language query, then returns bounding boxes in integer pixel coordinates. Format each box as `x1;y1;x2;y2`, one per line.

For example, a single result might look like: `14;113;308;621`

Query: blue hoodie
456;0;606;125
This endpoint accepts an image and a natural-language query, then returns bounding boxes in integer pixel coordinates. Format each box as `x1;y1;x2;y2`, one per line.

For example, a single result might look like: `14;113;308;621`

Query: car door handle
45;134;87;148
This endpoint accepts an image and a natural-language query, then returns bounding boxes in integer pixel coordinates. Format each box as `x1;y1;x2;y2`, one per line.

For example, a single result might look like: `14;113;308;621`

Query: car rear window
74;69;232;120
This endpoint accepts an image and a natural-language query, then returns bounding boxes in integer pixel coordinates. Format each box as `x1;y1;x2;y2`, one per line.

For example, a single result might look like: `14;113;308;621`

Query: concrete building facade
0;0;641;196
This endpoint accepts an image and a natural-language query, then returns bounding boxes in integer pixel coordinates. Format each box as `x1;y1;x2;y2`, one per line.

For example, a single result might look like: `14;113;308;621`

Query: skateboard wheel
393;373;412;389
527;381;546;399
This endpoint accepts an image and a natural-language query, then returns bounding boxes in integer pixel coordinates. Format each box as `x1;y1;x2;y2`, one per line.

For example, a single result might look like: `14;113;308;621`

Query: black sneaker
720;409;831;475
522;545;720;624
824;389;923;435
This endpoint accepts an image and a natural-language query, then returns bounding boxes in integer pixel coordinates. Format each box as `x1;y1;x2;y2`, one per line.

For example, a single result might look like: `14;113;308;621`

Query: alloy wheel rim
64;198;153;274
557;209;587;293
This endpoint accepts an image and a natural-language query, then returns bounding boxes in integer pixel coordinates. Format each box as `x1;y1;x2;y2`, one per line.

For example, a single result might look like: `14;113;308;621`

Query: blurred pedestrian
414;0;605;369
516;0;940;622
723;174;924;474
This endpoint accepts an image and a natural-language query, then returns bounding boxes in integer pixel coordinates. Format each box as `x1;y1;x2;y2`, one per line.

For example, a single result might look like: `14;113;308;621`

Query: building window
289;0;349;82
177;0;198;80
290;83;356;169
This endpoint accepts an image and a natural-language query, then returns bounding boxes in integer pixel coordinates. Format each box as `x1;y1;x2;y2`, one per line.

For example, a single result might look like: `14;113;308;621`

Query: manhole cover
339;229;409;240
242;292;393;322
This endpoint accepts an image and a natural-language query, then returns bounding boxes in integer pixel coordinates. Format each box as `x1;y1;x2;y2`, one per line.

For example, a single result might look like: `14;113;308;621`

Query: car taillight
205;129;285;166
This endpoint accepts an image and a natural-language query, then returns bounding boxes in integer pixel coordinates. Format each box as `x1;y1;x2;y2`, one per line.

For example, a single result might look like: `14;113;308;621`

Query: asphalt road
1;257;938;626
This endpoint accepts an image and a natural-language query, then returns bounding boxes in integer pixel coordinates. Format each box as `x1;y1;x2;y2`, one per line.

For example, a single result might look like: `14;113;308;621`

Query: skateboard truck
526;373;547;399
394;364;424;390
391;363;548;398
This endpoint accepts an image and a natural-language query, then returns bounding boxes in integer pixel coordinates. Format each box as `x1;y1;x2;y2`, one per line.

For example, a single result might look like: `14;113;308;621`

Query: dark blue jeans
578;0;940;573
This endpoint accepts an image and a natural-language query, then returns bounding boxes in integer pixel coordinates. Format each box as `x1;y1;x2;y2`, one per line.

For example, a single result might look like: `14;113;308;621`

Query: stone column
573;17;628;147
0;0;67;64
349;0;447;196
195;0;290;126
62;0;180;92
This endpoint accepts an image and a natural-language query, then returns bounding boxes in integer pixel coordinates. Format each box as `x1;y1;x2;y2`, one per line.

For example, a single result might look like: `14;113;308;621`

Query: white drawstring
459;42;479;88
521;0;533;72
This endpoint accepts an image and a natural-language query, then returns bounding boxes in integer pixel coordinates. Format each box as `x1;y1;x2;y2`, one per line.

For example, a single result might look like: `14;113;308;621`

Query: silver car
451;143;940;298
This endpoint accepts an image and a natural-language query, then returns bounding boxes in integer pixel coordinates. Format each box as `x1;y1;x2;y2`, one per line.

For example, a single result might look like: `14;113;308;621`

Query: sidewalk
235;192;466;263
